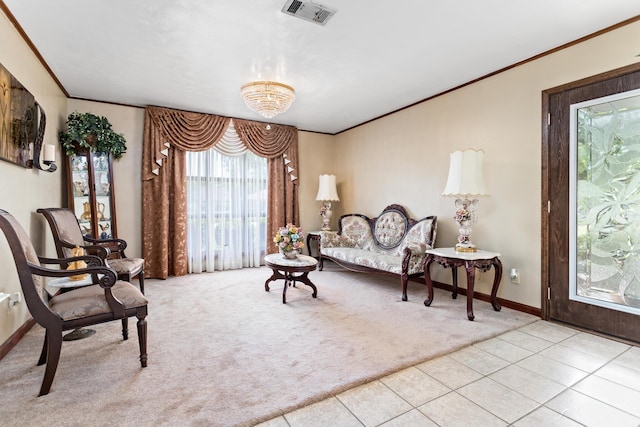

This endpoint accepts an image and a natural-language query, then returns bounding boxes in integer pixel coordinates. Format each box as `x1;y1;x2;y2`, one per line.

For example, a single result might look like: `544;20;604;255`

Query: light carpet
0;263;537;426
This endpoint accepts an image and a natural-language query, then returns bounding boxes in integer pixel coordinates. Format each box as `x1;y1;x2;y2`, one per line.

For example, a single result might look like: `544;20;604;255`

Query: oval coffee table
264;253;318;304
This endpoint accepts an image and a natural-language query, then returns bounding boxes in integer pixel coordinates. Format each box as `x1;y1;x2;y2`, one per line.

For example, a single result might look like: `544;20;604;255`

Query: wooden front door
542;63;640;343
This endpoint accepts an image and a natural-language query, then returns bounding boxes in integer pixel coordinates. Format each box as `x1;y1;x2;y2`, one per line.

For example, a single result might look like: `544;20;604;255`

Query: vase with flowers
273;224;305;259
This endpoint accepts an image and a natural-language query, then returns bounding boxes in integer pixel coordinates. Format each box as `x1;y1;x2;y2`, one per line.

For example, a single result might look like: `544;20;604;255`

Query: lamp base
319;201;333;231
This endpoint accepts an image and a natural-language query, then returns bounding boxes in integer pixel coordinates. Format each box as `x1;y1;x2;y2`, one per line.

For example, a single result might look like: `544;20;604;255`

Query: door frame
541;61;640;321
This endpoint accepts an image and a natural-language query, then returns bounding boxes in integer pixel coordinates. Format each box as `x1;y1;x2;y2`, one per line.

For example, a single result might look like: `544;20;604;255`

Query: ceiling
3;1;640;134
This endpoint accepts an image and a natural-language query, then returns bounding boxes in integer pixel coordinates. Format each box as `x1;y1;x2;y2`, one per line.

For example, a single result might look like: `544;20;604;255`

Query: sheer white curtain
186;122;267;272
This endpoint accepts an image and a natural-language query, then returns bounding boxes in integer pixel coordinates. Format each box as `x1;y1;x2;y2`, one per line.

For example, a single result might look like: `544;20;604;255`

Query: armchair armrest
39;254;105;268
83;236;128;257
28;261;117;283
59;238;111;259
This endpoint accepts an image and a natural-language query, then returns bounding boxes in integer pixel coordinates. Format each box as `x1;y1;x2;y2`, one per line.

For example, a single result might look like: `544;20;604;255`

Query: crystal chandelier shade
240;81;296;119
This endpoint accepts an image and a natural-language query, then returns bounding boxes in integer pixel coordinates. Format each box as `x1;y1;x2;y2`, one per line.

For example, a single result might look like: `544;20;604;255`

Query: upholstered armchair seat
107;258;145;280
49;282;147;321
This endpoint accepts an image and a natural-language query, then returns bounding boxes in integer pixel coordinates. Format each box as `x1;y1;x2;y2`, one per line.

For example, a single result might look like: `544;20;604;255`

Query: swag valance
142;106;299;279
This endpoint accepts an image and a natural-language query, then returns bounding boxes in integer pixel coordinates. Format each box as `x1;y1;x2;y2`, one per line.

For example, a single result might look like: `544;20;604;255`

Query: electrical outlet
510;268;520;284
8;292;22;308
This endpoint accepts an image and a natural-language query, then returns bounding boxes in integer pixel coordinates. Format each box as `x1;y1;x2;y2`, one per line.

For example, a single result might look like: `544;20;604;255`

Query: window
186;148;267;272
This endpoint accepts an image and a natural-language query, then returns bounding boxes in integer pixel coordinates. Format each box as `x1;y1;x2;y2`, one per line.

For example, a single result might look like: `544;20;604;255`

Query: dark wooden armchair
37;207;145;294
0;209;148;396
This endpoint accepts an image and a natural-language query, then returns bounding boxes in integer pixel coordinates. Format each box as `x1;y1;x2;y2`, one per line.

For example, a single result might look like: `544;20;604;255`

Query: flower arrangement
273;224;305;253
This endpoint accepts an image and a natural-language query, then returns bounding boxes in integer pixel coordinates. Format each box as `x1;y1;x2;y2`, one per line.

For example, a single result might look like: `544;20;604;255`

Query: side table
423;248;502;321
306;231;322;259
264;253;318;304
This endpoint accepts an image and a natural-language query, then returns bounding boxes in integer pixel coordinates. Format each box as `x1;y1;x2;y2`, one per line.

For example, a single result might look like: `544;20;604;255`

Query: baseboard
410;277;541;317
0;318;36;361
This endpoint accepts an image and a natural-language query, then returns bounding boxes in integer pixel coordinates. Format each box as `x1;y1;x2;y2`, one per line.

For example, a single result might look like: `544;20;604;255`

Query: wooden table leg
423;254;434;307
490;257;503;311
464;261;476;321
282;275;290;304
291;272;318;298
451;267;458;299
264;269;285;292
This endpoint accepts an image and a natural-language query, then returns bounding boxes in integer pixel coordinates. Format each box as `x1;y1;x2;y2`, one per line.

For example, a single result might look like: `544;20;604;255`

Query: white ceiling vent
281;0;337;26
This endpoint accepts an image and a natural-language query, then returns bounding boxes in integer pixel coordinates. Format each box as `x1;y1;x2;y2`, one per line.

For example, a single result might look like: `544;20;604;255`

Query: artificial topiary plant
58;111;127;160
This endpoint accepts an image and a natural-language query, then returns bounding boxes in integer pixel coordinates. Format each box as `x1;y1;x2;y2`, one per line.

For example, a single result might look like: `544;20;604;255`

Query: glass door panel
569;88;640;315
92;153;114;239
70;153;93;237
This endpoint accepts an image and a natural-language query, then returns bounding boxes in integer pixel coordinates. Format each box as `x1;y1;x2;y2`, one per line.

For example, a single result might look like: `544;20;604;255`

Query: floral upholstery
317;205;437;300
373;211;406;248
400;218;436;255
338;216;375;250
321;247;425;275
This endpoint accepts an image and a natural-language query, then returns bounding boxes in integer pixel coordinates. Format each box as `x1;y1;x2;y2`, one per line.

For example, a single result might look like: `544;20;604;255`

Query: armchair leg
37;334;48;366
121;318;129;340
136;310;148;368
138;271;145;294
39;329;62;396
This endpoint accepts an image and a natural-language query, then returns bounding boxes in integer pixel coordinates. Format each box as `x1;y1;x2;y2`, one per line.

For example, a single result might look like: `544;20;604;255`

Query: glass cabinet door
69;152;93;236
91;153;114;240
67;150;117;240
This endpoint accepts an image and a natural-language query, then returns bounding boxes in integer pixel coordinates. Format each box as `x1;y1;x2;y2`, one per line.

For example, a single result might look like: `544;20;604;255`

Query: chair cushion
107;257;145;276
321;246;425;275
49;281;148;321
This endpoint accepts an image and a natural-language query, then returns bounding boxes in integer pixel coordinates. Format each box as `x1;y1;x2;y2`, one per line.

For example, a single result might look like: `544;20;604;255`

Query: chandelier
240;81;296;119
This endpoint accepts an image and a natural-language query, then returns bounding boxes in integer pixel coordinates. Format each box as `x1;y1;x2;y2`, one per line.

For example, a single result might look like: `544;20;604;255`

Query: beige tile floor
256;320;640;427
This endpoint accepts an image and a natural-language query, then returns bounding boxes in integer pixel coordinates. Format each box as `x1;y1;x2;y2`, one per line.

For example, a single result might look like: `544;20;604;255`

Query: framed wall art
0;62;42;168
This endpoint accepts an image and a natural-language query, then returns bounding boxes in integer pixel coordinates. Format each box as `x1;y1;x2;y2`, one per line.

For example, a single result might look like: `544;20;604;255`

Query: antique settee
313;204;437;301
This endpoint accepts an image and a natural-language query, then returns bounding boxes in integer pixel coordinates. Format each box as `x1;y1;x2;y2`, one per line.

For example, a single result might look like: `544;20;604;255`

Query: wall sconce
30;103;57;172
32;143;57;172
315;174;339;231
442;149;489;252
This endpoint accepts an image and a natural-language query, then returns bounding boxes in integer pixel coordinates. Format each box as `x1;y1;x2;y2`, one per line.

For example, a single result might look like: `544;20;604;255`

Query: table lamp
316;174;339;231
442;149;489;252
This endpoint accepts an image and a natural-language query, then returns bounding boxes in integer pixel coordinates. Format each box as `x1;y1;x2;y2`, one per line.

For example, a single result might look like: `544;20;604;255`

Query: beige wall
0;10;67;343
298;131;336;233
333;21;640;308
2;4;640;347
